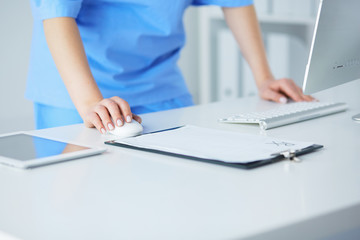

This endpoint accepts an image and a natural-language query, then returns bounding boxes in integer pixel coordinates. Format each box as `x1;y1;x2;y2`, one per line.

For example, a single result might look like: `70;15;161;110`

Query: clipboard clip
272;149;302;163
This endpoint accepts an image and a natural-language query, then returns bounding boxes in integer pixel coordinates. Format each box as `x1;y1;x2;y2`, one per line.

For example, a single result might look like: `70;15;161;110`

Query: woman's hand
43;18;141;134
82;96;142;134
258;78;314;103
222;6;314;104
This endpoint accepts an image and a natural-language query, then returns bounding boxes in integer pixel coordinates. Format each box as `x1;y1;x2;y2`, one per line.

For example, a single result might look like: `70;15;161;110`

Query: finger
305;95;316;101
304;94;313;101
276;79;303;102
294;85;315;102
296;86;315;101
111;97;132;123
102;99;123;127
133;114;142;124
261;88;288;104
87;112;106;134
94;104;113;131
296;86;310;101
83;120;94;128
295;86;306;101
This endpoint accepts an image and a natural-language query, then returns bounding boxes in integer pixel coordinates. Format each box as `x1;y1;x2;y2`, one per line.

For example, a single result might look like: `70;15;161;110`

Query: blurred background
0;0;320;134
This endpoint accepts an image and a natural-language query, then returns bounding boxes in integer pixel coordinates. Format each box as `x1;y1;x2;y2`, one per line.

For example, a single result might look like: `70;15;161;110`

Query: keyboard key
219;102;347;130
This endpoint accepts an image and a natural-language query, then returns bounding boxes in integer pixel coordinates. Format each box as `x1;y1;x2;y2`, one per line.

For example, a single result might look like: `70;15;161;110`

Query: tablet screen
0;133;90;161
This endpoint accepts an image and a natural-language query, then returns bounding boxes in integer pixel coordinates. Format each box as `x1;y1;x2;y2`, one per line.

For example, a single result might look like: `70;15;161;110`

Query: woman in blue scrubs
27;0;312;133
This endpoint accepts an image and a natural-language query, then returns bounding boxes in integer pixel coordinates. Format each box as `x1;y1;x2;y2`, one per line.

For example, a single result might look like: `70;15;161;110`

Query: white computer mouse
109;120;143;138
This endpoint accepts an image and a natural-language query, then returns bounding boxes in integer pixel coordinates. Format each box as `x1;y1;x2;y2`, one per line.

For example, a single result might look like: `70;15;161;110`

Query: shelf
199;7;315;26
258;15;315;26
197;6;316;104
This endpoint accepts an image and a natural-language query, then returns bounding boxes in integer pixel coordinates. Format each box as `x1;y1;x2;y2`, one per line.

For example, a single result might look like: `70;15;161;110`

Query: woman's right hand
82;96;142;134
43;18;140;134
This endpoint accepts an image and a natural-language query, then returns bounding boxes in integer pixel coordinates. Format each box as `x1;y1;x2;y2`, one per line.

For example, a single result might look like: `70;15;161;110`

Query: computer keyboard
219;101;348;130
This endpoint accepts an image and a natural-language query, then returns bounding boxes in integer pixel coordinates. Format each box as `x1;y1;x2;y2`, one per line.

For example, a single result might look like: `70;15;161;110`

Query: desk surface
1;80;360;240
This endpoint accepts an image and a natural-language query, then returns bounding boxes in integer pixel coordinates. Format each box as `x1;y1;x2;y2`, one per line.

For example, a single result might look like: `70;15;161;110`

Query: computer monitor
302;0;360;121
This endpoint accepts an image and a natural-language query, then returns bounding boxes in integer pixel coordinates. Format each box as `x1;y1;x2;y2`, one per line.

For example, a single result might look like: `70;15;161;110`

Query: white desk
1;80;360;240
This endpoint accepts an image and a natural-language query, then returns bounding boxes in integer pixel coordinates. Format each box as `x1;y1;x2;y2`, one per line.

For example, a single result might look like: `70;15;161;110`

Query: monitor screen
303;0;360;94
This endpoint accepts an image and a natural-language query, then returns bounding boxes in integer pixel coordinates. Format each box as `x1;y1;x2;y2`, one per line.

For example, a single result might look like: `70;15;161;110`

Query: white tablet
0;132;106;169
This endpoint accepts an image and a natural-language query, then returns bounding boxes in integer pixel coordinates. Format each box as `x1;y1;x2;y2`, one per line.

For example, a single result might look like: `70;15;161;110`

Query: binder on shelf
217;29;240;101
268;33;290;80
272;0;312;17
105;125;323;170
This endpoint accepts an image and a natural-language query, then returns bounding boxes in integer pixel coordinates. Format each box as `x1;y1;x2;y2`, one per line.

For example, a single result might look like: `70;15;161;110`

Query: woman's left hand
258;78;314;104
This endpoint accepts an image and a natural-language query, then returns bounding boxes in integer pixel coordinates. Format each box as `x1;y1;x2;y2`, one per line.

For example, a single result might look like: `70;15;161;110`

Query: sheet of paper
114;125;314;163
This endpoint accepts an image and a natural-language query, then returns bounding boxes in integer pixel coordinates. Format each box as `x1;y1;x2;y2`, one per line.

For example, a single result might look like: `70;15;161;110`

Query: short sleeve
31;0;83;20
192;0;253;7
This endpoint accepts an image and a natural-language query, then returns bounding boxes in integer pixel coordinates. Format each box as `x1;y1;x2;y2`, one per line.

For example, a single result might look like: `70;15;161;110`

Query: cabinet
196;0;320;104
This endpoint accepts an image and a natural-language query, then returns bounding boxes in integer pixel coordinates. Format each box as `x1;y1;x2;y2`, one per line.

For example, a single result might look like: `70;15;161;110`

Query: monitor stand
352;114;360;122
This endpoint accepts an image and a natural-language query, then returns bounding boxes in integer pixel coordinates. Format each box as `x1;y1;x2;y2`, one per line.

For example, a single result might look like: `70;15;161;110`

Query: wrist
76;97;104;118
255;74;275;89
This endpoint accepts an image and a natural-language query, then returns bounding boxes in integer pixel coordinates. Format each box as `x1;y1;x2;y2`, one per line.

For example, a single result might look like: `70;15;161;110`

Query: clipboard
105;125;323;169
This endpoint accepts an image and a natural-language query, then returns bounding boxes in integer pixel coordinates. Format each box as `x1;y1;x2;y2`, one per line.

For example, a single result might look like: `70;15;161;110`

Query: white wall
0;1;33;134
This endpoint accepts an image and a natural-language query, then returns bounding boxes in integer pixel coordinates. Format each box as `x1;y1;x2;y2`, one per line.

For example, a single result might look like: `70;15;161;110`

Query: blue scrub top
27;0;253;110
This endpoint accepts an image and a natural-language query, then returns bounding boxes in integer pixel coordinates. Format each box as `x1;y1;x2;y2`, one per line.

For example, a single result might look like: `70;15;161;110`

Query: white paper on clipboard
112;125;314;164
